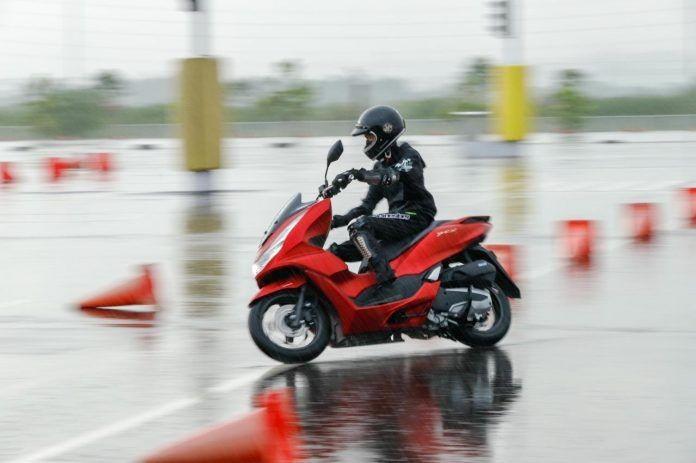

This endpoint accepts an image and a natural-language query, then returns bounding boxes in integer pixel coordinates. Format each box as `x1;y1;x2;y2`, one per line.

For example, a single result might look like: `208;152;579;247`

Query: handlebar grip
319;184;339;198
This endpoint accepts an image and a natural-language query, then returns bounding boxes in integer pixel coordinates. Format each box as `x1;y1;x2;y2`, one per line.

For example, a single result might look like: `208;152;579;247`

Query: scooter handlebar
318;169;359;199
318;183;340;199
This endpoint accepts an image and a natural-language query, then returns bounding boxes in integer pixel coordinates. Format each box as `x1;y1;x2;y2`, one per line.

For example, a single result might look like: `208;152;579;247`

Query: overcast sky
0;0;694;93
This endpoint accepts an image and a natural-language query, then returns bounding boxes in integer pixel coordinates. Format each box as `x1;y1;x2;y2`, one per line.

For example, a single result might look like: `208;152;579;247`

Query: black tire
248;291;331;364
450;284;511;347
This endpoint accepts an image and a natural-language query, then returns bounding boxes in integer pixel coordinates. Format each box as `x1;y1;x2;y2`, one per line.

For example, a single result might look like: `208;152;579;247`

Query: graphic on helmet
350;106;405;160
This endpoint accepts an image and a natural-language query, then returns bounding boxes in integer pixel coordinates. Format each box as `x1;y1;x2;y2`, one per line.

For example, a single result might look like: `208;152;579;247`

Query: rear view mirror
327;140;343;165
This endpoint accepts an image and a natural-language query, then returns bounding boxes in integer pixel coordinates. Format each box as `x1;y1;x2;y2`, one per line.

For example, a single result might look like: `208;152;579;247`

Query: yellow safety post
492;65;530;142
180;57;222;172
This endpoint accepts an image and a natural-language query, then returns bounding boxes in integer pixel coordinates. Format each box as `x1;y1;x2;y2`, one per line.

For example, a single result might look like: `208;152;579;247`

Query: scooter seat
357;220;447;274
382;220;448;262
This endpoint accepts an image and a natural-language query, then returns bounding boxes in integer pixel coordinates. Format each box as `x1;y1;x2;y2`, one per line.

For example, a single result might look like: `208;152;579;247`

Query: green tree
23;72;126;138
460;57;492;104
94;70;124;113
252;61;314;121
25;87;105;137
94;70;123;93
551;69;590;132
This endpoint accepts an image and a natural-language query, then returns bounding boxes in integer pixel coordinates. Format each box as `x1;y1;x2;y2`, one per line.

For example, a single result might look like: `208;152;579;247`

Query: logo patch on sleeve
394;158;413;173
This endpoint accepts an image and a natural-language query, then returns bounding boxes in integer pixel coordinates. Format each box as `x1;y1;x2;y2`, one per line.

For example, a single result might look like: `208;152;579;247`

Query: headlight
252;212;305;276
252;240;284;276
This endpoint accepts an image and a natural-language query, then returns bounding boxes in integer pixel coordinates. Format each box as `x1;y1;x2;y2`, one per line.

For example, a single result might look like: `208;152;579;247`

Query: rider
328;105;437;285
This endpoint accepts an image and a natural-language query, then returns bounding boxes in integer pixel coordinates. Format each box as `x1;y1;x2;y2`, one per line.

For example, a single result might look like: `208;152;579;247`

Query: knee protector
352;233;373;260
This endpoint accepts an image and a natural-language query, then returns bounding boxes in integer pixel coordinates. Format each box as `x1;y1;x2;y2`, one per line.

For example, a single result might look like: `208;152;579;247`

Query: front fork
288;285;316;330
288;285;307;329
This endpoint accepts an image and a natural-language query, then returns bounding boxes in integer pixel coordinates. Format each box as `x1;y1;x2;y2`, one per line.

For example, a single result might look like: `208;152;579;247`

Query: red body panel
306;269;440;335
250;273;307;305
392;221;491;275
250;197;490;337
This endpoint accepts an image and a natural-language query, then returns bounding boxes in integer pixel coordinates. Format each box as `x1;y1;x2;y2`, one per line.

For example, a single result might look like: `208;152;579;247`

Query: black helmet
350;105;406;160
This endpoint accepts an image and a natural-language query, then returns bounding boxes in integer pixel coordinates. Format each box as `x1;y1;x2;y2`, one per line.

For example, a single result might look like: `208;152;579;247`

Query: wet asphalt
1;133;695;462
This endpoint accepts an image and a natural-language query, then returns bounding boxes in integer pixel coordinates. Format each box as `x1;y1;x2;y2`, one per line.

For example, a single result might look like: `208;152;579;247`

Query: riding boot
369;255;396;285
349;230;396;285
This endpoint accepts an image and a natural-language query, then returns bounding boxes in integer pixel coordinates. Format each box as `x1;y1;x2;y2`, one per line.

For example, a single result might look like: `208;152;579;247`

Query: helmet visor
363;131;378;154
351;125;369;136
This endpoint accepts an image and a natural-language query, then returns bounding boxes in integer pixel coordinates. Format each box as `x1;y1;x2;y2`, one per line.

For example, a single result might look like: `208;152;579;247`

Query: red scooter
249;140;520;363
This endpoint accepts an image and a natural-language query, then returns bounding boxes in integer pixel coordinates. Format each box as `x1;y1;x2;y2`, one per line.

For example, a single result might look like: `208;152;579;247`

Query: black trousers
330;212;432;262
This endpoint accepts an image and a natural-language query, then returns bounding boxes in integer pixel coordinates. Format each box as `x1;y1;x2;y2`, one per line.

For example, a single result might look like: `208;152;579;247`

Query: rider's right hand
320;184;340;198
331;214;350;229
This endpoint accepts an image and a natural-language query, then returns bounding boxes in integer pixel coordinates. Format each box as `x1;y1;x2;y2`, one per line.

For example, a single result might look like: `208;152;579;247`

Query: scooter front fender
249;273;308;307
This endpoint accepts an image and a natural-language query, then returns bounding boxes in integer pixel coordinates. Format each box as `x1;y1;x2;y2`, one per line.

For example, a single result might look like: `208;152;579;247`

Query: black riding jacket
345;142;437;221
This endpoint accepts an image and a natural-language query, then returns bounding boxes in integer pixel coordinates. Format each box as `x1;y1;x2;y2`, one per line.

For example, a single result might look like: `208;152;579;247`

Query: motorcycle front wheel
248;290;331;364
449;284;511;347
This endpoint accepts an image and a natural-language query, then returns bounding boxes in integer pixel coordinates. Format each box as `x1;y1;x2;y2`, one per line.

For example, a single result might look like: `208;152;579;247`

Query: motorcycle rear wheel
449;284;511;347
249;290;331;364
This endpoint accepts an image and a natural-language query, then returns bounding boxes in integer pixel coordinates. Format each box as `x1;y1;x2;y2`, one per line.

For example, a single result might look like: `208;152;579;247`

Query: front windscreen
260;193;305;246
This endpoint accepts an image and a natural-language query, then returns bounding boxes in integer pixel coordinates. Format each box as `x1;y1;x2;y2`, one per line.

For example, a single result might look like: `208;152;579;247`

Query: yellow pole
492;64;530;141
180;57;222;172
488;0;531;142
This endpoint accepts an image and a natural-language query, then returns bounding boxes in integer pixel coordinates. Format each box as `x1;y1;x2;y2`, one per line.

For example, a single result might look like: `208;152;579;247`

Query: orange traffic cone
486;244;518;279
626;203;656;242
142;389;300;463
78;266;158;318
47;157;65;182
684;187;696;227
47;157;82;182
1;162;15;184
562;220;595;264
80;306;157;322
86;153;113;173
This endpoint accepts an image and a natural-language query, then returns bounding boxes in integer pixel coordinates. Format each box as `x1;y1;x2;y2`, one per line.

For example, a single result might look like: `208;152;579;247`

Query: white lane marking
6;368;269;463
7;398;200;463
206;369;272;394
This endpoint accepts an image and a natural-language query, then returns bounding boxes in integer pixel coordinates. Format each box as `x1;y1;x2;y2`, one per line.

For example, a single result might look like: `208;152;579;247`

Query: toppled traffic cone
47;157;82;182
486;244;518;279
143;389;300;463
80;306;156;322
562;220;595;264
1;162;15;184
78;266;158;319
684;187;696;227
626;203;657;242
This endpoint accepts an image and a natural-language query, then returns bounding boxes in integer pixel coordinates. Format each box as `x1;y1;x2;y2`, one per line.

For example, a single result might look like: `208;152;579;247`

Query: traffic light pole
182;0;221;194
501;0;523;65
487;0;529;142
189;0;211;57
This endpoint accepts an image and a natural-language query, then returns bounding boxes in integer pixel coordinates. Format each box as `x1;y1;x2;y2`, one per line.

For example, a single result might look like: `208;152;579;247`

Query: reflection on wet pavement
182;200;227;317
255;349;521;463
